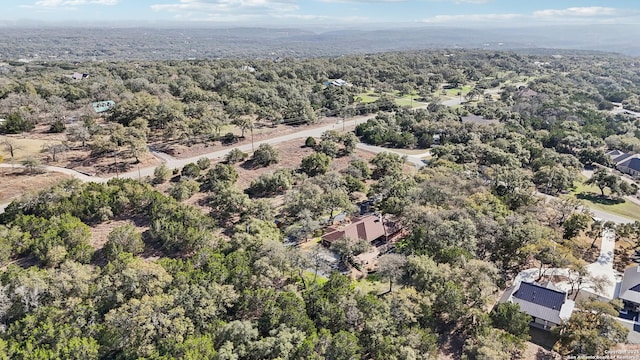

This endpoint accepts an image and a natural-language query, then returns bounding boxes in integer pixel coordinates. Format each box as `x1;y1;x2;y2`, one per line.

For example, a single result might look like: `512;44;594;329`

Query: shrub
305;136;317;148
0;113;34;134
153;164;172;184
225;148;248;164
196;157;211;170
300;152;331;177
49;119;66;133
181;163;201;178
251;143;279;167
104;224;144;261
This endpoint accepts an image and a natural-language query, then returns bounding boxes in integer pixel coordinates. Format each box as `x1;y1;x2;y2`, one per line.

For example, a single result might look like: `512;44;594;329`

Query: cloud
429;0;493;4
318;0;404;3
422;6;638;26
422;13;521;24
34;0;118;6
151;0;299;16
533;7;620;18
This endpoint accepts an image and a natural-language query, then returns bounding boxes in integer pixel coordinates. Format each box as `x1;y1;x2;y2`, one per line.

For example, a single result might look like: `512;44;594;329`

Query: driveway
0;163;107;183
514;228;621;300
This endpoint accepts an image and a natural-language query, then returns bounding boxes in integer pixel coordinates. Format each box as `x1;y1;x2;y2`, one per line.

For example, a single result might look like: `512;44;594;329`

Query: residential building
321;214;401;248
605;150;640;176
619;265;640;312
72;72;89;80
499;281;575;330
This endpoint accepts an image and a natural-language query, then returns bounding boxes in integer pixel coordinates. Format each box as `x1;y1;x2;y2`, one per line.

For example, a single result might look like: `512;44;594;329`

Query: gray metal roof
613;152;637;165
513;282;566;310
619;157;640;172
619;266;640;304
501;281;573;325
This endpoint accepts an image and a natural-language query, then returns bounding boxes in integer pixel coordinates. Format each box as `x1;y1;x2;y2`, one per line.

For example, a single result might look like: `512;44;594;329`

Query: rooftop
619;265;640;304
322;214;386;244
501;281;574;325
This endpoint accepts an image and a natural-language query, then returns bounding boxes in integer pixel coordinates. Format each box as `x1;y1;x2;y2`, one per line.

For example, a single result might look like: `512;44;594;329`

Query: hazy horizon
3;0;640;29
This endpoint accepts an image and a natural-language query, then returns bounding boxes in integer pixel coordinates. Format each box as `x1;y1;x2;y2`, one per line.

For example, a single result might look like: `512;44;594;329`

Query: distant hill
0;25;637;61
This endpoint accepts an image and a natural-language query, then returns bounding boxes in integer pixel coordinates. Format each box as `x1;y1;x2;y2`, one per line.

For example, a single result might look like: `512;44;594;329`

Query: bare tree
67;125;91;148
1;139;21;164
377;253;407;293
42;142;68;162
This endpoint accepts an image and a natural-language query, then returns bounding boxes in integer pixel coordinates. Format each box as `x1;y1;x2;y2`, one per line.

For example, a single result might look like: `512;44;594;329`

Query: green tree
563;213;591;240
169;179;199;201
202;163;238;190
251;143;279;167
300;152;332;177
104;224;144;261
370;152;405;179
181;162;201;179
555;299;628;356
490;302;531;340
152;164;172;184
225;148;248;164
246;169;294;197
317;139;340;158
533;165;575;195
586;168;620;197
103;294;194;359
0;113;33;134
196;157;211;170
326;331;361;360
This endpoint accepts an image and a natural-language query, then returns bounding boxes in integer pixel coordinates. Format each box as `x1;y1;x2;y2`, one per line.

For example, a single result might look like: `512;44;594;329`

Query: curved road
0;116;375;213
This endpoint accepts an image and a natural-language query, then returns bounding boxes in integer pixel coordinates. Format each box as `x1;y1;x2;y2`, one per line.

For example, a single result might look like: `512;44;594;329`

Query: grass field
357;90;426;108
0;136;60;162
442;85;472;97
571;179;640;221
357;92;379;103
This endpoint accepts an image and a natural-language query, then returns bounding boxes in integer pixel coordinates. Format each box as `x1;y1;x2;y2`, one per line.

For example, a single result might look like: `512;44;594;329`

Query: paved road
355;143;430;168
0;163;107;183
610;103;640;118
118;116;374;180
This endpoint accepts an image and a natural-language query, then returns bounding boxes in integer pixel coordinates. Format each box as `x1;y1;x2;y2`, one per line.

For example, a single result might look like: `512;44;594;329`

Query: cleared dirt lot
0;167;71;203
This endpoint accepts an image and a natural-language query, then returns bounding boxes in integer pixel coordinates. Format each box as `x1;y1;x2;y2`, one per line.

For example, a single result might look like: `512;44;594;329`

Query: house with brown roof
321;214;401;247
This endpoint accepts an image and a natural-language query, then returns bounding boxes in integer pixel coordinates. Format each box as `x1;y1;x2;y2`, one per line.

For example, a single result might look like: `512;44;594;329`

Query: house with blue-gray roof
499;281;575;330
619;265;640;312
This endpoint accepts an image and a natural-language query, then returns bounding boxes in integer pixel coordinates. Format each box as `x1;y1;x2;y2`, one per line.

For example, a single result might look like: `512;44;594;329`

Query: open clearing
0;135;61;162
0;168;71;203
571;179;640;222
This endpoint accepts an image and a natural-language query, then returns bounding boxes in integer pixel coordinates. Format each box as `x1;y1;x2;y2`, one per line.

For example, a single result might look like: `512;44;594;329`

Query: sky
3;0;640;28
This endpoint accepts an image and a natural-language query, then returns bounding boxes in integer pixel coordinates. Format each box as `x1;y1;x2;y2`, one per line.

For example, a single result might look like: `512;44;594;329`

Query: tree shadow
577;192;624;205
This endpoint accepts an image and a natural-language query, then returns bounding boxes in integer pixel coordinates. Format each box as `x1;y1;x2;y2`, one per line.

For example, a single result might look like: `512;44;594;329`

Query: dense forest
1;49;640;358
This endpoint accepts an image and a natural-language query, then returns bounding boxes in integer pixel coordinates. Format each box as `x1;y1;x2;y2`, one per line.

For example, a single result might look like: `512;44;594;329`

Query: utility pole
250;124;254;152
114;150;119;179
